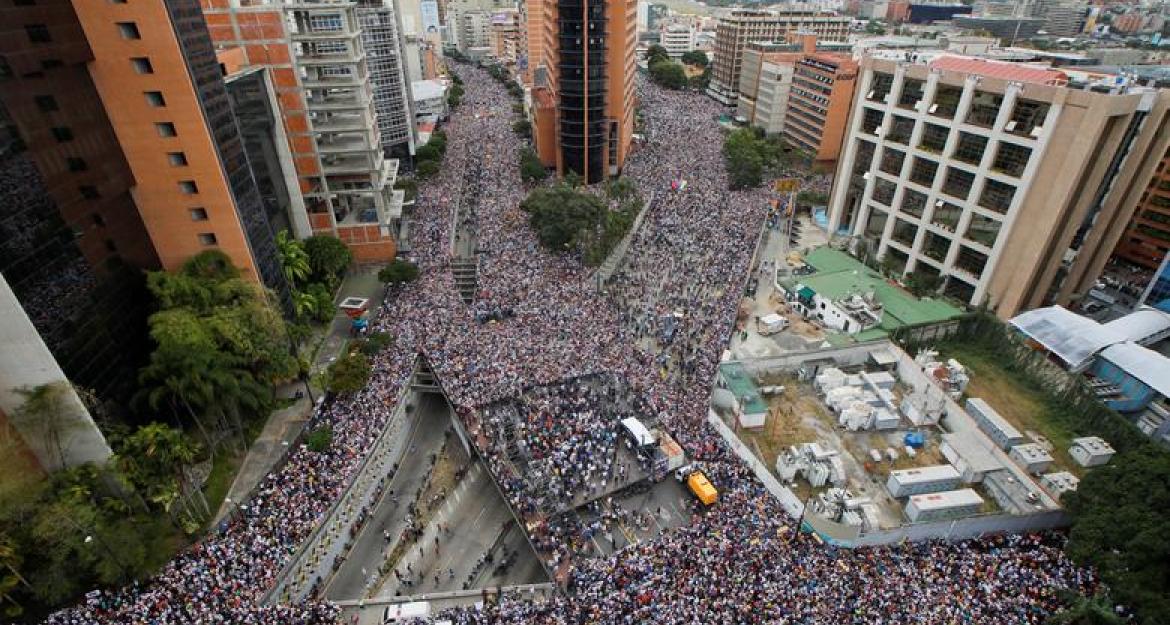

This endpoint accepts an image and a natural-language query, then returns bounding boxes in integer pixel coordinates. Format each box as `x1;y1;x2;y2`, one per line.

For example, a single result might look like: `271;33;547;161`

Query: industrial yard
716;342;1117;541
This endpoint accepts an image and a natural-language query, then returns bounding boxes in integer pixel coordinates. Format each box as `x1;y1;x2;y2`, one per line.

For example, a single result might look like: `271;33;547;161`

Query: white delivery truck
759;313;789;335
384;601;430;623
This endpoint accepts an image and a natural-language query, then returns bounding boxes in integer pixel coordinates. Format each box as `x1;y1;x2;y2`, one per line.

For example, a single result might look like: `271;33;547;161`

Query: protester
45;65;1094;625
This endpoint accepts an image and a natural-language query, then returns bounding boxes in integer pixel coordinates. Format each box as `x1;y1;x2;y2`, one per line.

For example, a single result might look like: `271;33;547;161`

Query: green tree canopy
646;44;670;65
649;58;688;90
378;259;420;285
416;143;442;163
723;128;767;189
681;50;708;67
513;119;532;137
417;159;440;179
519;147;548;184
325;352;371;395
521;182;640;266
1063;446;1170;625
303;234;353;287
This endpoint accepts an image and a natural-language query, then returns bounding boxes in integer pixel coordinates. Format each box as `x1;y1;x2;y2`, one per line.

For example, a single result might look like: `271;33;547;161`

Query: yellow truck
685;470;718;507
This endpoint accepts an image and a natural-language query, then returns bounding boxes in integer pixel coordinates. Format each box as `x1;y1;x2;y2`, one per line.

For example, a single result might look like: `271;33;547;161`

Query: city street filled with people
46;65;1098;625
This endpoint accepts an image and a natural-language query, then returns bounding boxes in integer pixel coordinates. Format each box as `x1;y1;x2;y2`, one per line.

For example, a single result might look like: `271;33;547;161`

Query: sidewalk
212;265;387;523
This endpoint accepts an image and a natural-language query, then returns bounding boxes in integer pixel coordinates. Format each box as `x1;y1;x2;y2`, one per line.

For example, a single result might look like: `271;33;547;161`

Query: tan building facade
828;56;1170;318
707;9;850;106
527;0;636;183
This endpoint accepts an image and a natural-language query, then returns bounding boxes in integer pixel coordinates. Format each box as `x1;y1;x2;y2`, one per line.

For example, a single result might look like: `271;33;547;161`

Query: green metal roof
719;362;768;416
797;248;962;333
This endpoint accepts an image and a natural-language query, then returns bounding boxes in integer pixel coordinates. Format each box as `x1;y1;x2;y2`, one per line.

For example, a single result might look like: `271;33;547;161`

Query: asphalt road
324;394;451;601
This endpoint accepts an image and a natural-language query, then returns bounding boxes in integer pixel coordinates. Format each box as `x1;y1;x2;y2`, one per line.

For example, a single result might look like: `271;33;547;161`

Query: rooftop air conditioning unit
862;172;871;180
1029;125;1044;138
1005;120;1018;132
929;103;938;113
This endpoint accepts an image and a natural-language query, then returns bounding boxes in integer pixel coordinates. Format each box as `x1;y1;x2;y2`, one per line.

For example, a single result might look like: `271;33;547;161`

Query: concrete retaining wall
264;383;414;604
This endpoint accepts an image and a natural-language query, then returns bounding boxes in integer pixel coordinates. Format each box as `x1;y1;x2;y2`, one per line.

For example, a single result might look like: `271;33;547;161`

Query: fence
707;410;804;519
263;381;415;604
593;190;656;289
335;583;558;608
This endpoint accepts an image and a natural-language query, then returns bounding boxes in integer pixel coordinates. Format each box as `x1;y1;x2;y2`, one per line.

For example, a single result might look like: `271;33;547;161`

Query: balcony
954;245;988;278
310;113;369;132
886;116;914;145
978;179;1016;215
965;213;1001;248
317;134;373;154
862;108;885;135
879;148;905;177
965;91;1003;129
931;201;961;234
899;189;927;219
909;157;938;187
897;78;925;111
991;141;1032;178
321;153;376;175
942;167;975;201
867;72;893;104
929;85;961;120
873;178;896;206
953;132;988;167
918;123;948;154
892;218;917;248
306;93;368;111
922;232;951;263
1005;98;1049;139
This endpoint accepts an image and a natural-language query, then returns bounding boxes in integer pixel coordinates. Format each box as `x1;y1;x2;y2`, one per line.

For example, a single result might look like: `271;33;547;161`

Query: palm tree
275;230;311;287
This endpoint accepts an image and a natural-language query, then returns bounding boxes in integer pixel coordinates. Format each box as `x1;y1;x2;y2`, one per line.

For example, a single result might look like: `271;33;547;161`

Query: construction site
714;341;1113;543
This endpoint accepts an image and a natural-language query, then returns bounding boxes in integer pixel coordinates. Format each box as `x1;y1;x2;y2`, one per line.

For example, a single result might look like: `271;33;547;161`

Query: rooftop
789;248;963;333
1100;307;1170;345
719;362;769;416
1009;305;1124;370
928;55;1069;86
1098;342;1170;398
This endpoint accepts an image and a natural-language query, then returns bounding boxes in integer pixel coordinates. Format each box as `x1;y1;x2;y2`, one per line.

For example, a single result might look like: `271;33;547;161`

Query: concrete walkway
212;265;387;523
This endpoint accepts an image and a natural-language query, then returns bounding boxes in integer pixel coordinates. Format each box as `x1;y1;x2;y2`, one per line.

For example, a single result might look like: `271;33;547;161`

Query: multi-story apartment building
357;1;418;157
202;0;405;260
528;0;637;183
660;23;696;59
707;9;850;106
736;35;857;164
489;8;523;70
827;56;1170;318
1113;148;1170;271
285;2;404;260
736;42;805;135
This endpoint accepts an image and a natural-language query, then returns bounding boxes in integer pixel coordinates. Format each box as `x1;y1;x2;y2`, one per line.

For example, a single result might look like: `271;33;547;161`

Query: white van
384;601;430;623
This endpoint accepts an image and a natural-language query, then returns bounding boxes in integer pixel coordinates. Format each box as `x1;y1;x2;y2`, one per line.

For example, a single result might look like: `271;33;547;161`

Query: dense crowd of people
45;64;1097;625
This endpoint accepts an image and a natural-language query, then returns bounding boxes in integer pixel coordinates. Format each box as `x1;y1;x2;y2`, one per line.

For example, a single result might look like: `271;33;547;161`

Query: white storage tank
886;464;963;498
905;488;984;523
1068;436;1115;468
1009;443;1055;475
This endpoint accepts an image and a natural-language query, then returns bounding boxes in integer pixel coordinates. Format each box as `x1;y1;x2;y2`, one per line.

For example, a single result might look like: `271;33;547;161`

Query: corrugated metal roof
1099;342;1170;398
1101;308;1170;345
929;55;1069;86
1009;305;1123;369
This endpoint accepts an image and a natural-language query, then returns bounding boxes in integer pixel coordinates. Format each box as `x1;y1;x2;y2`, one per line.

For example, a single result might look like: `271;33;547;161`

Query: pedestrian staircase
451;258;478;304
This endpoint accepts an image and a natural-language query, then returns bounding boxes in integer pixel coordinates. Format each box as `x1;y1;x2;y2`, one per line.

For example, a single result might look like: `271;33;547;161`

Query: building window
1006;98;1050;138
79;185;100;199
308;13;344;32
978;179;1016;215
942;167;975;200
178;180;198;194
918;123;948;154
887;116;915;145
155;122;177;137
953;132;988;166
873;178;897;206
35;95;58;112
991;141;1032;177
189;207;209;221
67;157;87;172
25;24;51;43
144;91;166;107
879;148;905;177
198;232;218;246
931;201;962;232
966;91;1003;129
909;157;938;187
930;85;962;119
900;189;927;219
167;152;188;166
51;126;73;142
861;108;884;135
117;22;141;39
130;57;153;74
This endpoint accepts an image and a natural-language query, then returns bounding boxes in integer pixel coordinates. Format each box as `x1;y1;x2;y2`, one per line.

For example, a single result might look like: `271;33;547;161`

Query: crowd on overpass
47;62;1096;625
